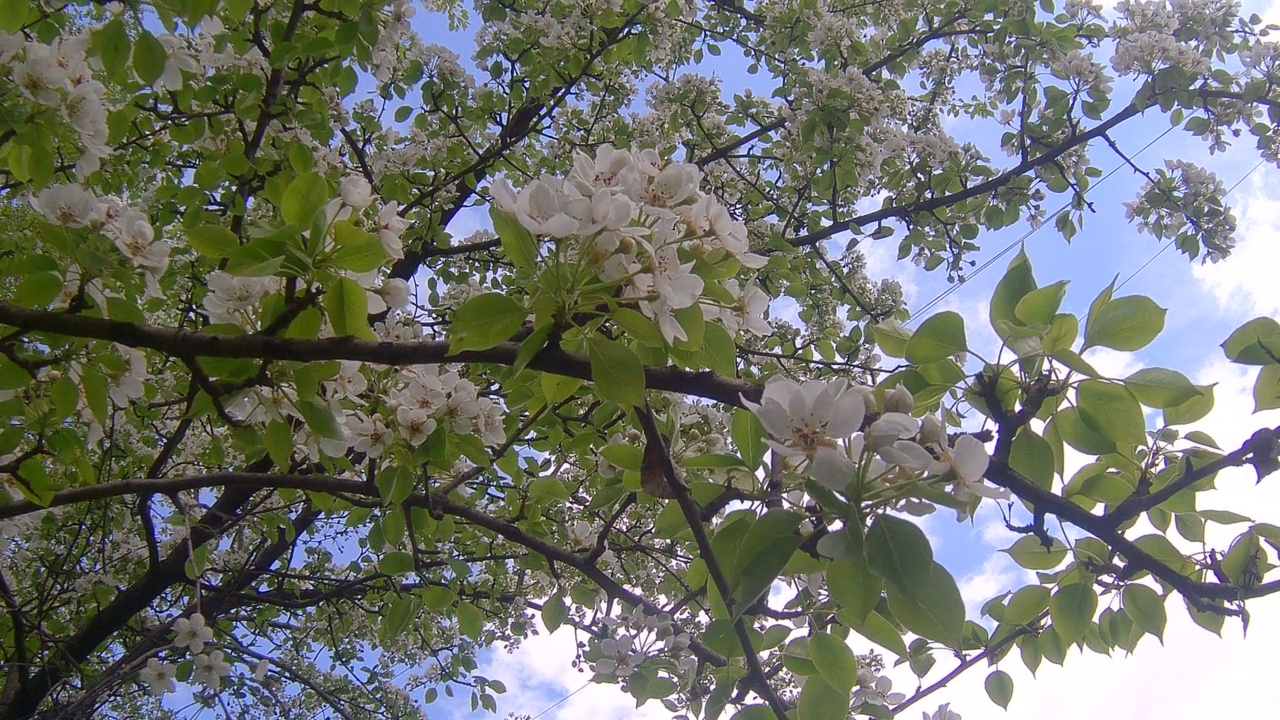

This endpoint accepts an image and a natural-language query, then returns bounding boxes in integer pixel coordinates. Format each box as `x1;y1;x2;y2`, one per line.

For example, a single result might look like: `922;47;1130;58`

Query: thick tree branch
0;302;760;408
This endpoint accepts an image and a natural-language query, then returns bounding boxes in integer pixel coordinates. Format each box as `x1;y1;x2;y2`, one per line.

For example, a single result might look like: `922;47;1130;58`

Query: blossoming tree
0;0;1278;718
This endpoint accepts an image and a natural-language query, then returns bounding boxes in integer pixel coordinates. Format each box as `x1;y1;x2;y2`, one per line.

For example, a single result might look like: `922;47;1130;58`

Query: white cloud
471;628;672;720
1192;169;1280;319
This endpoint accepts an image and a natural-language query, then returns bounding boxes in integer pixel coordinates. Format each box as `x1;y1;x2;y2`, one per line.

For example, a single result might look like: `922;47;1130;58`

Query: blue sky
416;3;1280;718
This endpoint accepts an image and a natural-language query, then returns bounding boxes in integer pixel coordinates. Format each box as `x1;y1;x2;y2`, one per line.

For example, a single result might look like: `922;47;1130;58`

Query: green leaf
0;0;29;33
845;610;908;658
323;277;375;340
379;596;415;644
828;559;881;624
1051;407;1115;455
1009;429;1054;491
95;19;132;79
378;551;414;575
731;509;802;617
331;220;388;272
1123;584;1166;642
1003;536;1068;570
1082;295;1165;352
587;337;645;407
729;706;774;720
295;398;345;440
528;475;570;500
991;249;1037;337
885;561;965;648
1049;583;1097;645
866;515;933;590
281;173;329;226
905;311;966;364
985;669;1014;710
1123;368;1202;409
871;321;912;358
1076;380;1146;448
1042;313;1079;354
1254;365;1280;412
809;631;859;693
1003;585;1051;626
611;308;665;347
490;205;538;271
456;601;484;639
187;225;240;257
132;31;167;85
81;368;110;425
264;419;293;468
797;674;849;720
1015;280;1069;326
541;592;568;632
14;272;63;308
1221;317;1280;365
448;293;526;353
732;409;766;471
1163;384;1215;426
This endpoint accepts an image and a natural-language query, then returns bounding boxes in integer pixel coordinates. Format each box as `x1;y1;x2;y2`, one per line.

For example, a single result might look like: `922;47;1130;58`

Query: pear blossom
865;413;920;450
380;278;412;308
253;658;270;682
925;703;961;720
155;35;201;91
29;184;99;227
743;379;866;459
394;405;437;446
884;385;915;414
852;668;906;708
810;447;858;492
139;658;177;697
376;202;408;259
493;178;580;238
172;612;215;653
192;650;232;691
340;175;374;209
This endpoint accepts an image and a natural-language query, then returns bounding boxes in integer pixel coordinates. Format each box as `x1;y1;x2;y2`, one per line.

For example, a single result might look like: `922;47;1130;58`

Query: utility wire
906;124;1178;324
529;680;592;720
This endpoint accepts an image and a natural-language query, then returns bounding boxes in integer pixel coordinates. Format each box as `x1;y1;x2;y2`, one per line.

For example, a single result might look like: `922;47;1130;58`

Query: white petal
810;448;856;492
952;435;990;481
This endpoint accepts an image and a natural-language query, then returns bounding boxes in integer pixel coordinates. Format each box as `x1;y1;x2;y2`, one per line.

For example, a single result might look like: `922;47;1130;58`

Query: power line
529;680;591;720
906;124;1178;324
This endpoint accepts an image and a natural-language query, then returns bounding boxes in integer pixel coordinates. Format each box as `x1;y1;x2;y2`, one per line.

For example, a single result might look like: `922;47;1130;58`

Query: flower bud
884;385;914;414
920;414;946;447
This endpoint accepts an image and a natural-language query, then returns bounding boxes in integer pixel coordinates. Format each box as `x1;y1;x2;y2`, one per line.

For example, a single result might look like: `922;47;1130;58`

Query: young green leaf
1123;368;1202;409
1221;316;1280;365
809;631;859;693
905;311;966;364
796;674;850;720
1082;295;1166;352
132;31;167;85
491;205;538;271
322;277;376;340
885;561;966;648
586;337;646;407
281;172;329;226
866;515;933;590
985;669;1014;709
1049;583;1097;645
1123;584;1167;642
448;293;526;353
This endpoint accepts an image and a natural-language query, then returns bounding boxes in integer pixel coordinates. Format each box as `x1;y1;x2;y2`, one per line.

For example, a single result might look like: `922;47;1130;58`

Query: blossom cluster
743;378;1007;519
29;184;169;295
492;145;769;343
586;605;695;685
